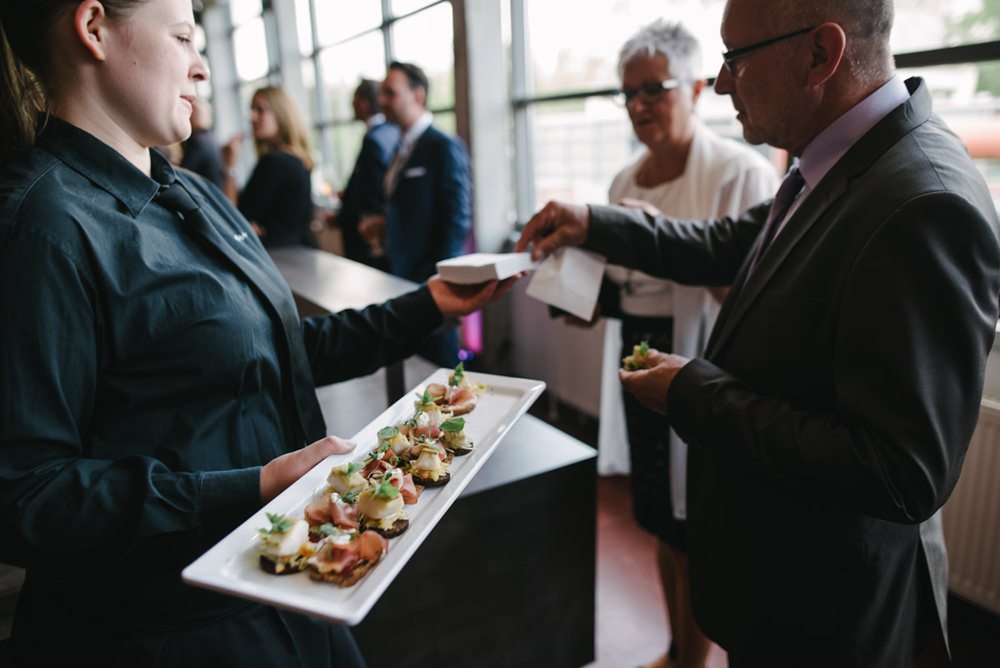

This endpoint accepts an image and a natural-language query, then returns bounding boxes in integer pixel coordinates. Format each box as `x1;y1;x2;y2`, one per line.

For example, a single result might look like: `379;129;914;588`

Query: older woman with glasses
598;20;778;668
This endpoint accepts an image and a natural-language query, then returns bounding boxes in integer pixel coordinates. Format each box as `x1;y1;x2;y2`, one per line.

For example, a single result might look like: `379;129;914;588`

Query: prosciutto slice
304;493;360;530
309;531;388;575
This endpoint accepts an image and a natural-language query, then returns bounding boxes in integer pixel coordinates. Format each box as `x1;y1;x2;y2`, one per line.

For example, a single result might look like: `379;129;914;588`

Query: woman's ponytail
0;20;46;167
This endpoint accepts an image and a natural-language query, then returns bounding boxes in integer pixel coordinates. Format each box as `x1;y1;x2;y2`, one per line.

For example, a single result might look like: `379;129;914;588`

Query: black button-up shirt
0;118;441;629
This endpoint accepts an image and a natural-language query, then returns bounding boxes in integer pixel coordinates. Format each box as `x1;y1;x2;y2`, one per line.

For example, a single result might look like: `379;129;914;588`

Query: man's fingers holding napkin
516;200;590;261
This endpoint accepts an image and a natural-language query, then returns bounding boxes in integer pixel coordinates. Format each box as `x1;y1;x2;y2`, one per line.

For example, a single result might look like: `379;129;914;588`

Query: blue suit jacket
338;121;400;264
386;125;471;282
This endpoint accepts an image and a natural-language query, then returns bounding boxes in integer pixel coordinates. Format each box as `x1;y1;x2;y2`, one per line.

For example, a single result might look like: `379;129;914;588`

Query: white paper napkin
526;247;607;320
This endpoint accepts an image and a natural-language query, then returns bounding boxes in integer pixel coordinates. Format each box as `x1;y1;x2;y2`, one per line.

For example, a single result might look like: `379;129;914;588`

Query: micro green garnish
371;477;400;500
310;522;339;538
337;461;363;476
449;361;465;386
259;512;294;537
342;488;361;504
640;340;649;356
441;417;465;432
421;389;433;404
378;426;400;442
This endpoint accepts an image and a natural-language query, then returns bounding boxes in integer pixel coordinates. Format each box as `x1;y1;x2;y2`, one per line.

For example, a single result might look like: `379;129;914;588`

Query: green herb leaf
371;477;401;500
421;389;432;404
310;522;339;537
640;340;649;356
441;417;465;432
346;462;363;475
342;488;361;504
449;361;465;386
378;426;400;442
262;512;294;535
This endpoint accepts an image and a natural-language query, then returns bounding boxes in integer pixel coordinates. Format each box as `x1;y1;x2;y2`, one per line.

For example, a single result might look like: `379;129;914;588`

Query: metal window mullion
510;0;535;223
381;0;395;64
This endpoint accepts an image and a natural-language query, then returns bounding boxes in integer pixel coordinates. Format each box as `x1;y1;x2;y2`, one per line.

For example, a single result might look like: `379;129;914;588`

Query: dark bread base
412;471;451;487
361;516;410;539
259;554;305;575
308;557;378;587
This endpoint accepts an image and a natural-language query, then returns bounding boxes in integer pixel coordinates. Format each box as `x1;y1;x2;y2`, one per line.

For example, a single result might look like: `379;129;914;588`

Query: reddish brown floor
591;475;728;668
591;473;1000;668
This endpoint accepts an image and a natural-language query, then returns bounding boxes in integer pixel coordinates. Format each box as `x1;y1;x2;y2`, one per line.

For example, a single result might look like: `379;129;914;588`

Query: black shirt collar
36;116;173;217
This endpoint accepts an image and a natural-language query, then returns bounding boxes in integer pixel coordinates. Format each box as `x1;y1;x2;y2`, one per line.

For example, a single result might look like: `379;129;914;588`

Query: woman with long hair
225;85;317;247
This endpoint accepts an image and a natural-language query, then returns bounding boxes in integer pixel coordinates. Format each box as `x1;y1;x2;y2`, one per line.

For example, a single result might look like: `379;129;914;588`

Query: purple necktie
746;166;805;279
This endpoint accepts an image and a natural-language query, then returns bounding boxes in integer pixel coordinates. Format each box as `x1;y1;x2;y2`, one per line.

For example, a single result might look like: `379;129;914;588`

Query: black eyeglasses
618;79;681;104
721;25;817;72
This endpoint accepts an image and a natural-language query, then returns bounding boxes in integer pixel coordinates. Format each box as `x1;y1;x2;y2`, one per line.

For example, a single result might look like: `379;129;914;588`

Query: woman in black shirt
228;86;317;248
0;1;512;665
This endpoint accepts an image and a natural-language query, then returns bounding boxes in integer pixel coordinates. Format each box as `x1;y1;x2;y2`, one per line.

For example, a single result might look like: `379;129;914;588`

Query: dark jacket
585;78;1000;667
339;120;400;266
386;125;471;282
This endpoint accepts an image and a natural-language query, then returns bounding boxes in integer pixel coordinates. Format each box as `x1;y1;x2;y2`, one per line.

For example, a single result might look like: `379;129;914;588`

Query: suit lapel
705;174;847;358
704;77;932;360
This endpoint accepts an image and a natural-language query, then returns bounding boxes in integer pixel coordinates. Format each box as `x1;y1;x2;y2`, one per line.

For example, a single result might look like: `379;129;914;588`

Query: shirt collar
366;113;386;130
36;116;167;217
400;111;433;151
798;74;910;191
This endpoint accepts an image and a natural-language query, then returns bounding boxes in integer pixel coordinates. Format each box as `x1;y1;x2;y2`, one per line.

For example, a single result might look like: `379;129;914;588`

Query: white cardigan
598;120;779;520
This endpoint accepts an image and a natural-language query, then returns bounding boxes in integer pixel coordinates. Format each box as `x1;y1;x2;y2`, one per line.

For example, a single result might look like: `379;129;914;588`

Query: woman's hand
221;133;244;171
260;435;356;504
427;274;523;318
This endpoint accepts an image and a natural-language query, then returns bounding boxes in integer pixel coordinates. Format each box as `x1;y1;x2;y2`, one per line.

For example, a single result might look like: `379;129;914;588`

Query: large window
296;0;458;192
511;0;1000;221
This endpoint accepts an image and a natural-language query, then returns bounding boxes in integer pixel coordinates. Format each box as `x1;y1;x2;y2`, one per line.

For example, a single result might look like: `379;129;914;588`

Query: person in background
223;86;315;248
0;1;518;664
361;60;472;366
591;20;777;668
181;97;226;189
518;0;1000;664
333;78;400;270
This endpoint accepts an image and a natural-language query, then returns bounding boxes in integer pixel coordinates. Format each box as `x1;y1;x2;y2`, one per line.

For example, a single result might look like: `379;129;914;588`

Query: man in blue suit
362;61;472;366
335;79;400;270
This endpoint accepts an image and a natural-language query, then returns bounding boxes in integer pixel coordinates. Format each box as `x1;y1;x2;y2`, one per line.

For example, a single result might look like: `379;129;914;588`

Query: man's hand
619;349;691;415
260;435;356;504
515;200;590;261
427;274;522;318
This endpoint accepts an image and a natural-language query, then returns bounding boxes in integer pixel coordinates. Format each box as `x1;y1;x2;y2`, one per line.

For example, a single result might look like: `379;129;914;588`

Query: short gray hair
767;0;894;84
617;20;702;83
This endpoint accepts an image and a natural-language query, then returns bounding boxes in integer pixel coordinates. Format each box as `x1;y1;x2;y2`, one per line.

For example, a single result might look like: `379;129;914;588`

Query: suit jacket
338;121;400;265
386;125;471;282
585;78;1000;666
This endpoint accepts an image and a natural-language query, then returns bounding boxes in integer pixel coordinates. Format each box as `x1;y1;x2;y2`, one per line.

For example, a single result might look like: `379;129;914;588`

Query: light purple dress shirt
773;75;911;239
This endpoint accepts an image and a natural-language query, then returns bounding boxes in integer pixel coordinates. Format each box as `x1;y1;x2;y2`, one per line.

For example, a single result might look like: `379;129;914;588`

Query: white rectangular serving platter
182;369;545;625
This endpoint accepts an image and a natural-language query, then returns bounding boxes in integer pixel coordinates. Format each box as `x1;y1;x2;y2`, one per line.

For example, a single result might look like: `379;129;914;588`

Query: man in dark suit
362;61;472;366
518;1;1000;665
335;79;399;270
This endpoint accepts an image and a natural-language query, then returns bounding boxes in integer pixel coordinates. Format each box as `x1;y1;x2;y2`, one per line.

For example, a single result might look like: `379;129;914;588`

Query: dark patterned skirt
620;315;686;551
